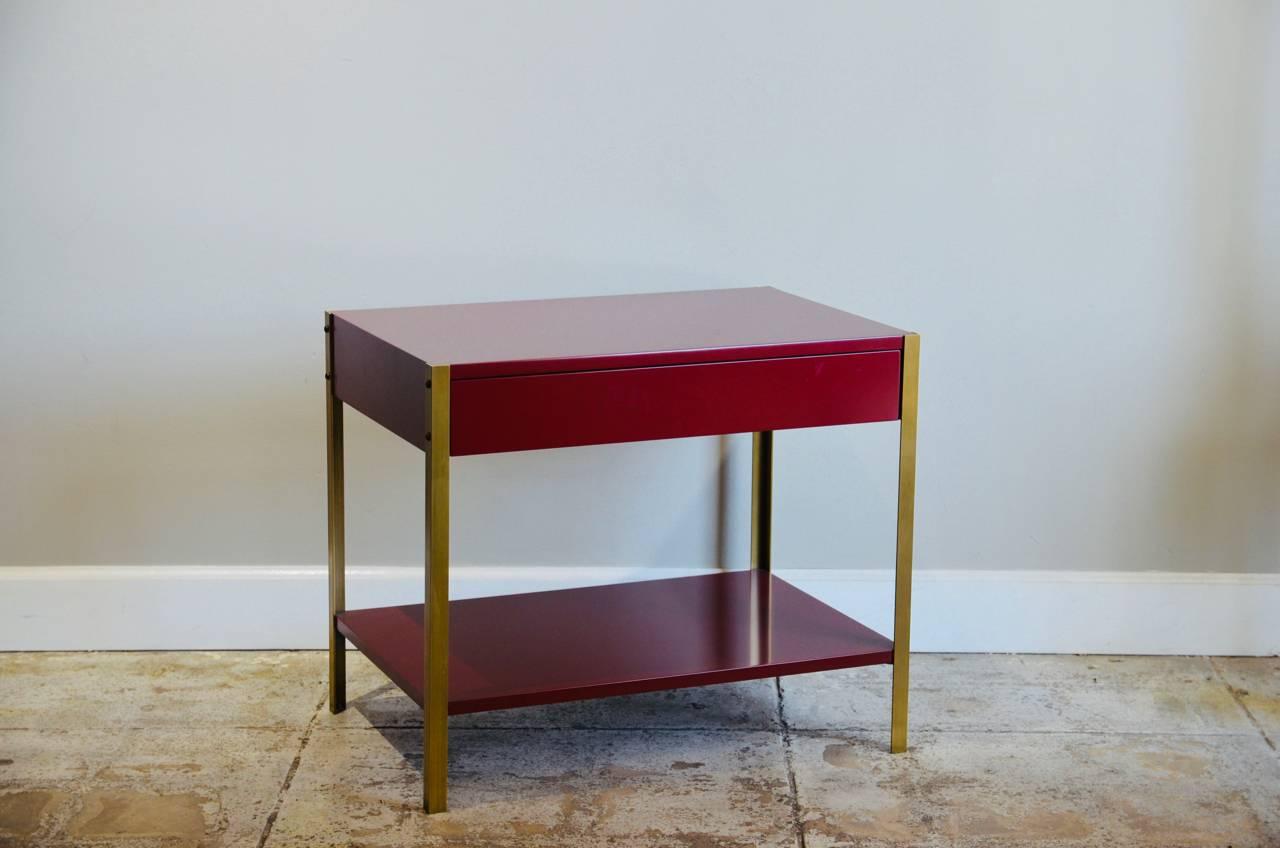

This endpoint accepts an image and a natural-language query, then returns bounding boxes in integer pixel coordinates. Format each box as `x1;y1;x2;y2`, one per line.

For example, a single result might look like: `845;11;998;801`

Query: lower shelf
336;570;894;714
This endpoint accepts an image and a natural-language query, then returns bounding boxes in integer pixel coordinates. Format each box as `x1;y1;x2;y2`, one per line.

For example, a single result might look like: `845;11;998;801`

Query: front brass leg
424;364;451;813
890;333;919;753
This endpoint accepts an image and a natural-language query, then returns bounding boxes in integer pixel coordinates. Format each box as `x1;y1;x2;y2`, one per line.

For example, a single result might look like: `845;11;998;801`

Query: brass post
424;364;451;813
750;431;774;571
890;333;919;753
325;312;347;714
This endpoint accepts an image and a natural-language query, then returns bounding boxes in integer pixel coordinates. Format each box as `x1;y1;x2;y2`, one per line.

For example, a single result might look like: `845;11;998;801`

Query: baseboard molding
2;565;1277;654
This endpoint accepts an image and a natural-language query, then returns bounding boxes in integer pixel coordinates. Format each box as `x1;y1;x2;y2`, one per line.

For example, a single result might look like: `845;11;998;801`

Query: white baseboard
2;565;1277;655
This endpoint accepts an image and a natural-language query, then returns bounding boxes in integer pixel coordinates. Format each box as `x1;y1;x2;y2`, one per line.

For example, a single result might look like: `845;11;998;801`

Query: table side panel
332;315;427;449
450;349;902;455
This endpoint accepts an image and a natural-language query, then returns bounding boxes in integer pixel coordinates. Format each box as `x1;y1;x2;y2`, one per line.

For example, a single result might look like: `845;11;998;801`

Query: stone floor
1;652;1277;847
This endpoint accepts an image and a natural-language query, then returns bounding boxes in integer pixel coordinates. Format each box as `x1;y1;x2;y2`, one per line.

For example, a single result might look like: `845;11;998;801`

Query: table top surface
334;286;905;379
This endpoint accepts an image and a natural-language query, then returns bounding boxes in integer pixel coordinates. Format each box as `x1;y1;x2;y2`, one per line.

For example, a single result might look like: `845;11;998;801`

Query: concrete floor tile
5;651;1272;846
0;652;325;730
780;654;1251;735
266;727;796;847
789;730;1280;847
0;727;303;847
1212;656;1280;744
332;652;780;730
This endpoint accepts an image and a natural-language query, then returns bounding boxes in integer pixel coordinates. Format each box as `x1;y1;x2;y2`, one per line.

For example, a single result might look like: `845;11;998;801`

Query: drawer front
450;350;901;456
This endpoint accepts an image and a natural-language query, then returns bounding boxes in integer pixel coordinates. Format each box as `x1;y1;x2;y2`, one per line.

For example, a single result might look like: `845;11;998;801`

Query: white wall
2;1;1277;586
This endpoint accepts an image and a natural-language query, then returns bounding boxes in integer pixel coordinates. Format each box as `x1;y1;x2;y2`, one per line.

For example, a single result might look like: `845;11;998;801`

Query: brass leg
325;313;346;714
890;333;920;753
750;431;774;665
424;364;451;813
750;431;773;571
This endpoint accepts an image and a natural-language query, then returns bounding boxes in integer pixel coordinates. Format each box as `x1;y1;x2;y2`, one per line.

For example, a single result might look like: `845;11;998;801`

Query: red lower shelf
336;570;893;714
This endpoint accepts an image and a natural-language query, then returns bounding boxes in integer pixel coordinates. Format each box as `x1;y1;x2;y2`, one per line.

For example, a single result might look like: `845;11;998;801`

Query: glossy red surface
333;287;905;379
336;571;894;714
451;350;901;455
332;316;427;448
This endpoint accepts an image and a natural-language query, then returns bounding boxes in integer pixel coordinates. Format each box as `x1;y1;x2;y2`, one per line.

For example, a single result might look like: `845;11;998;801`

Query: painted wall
2;1;1277;575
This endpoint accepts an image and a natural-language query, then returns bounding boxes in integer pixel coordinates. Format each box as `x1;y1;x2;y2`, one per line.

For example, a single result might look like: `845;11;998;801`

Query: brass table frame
324;313;919;812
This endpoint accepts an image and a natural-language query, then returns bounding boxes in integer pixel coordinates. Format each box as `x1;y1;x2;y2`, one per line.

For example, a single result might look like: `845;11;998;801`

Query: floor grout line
775;677;807;848
787;727;1260;738
280;720;1258;737
1207;656;1277;753
0;724;332;732
346;724;782;732
255;689;327;848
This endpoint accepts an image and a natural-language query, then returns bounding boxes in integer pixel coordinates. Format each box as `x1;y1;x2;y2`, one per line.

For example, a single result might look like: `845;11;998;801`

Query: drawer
449;349;902;456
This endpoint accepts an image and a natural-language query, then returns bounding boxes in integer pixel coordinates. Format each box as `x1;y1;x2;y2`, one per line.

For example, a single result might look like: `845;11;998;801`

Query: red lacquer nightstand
323;287;919;812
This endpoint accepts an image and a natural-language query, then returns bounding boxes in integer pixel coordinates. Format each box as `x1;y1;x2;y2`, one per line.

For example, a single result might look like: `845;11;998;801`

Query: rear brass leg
750;433;775;669
325;313;346;714
750;431;773;571
890;333;920;753
424;364;451;813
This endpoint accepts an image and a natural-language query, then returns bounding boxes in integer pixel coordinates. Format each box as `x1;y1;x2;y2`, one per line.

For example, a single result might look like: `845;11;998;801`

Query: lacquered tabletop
333;286;905;379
